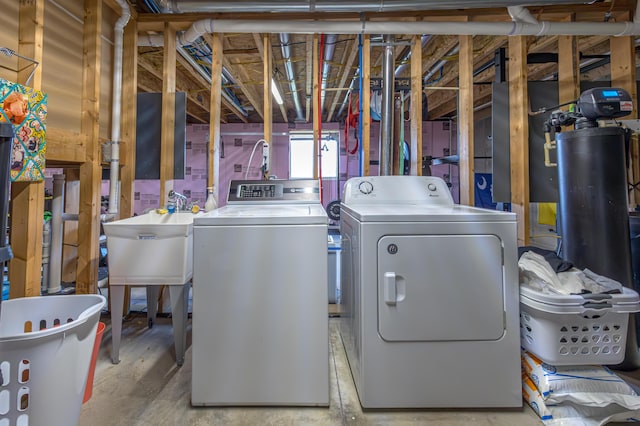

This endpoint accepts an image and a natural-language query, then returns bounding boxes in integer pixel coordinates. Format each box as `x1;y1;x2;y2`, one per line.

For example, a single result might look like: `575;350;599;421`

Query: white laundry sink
103;211;197;285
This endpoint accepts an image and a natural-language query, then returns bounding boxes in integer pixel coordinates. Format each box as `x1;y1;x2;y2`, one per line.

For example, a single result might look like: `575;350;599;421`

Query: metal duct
279;33;305;122
177;45;249;118
321;34;338;112
380;34;395;176
160;0;589;13
395;35;432;77
424;44;460;83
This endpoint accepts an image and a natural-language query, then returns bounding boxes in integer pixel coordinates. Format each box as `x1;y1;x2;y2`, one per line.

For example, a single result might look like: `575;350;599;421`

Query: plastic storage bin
0;294;106;426
520;286;640;365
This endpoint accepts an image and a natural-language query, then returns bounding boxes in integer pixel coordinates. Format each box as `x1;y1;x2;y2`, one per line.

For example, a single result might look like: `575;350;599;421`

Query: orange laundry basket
83;321;105;403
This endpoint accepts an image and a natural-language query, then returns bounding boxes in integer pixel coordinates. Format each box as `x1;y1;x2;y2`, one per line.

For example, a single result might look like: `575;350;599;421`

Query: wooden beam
209;33;223;194
422;35;458;79
458;34;474;206
46;128;87;163
509;36;530;246
160;22;177;206
558;17;579;103
222;56;264;119
327;38;359;122
200;34;246;123
76;0;103;295
610;11;638;207
9;0;45;298
134;2;634;27
120;18;137;219
363;35;371;177
410;35;422;176
264;34;273;150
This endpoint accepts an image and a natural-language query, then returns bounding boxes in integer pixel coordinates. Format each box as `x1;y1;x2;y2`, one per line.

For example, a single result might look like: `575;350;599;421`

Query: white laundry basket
0;294;106;426
520;286;640;365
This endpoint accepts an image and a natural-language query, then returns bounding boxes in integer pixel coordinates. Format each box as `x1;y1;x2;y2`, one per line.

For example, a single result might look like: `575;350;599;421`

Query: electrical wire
244;139;267;180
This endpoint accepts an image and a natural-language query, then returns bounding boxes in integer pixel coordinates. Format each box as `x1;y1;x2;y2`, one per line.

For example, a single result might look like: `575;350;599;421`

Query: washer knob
427;183;437;192
359;181;374;194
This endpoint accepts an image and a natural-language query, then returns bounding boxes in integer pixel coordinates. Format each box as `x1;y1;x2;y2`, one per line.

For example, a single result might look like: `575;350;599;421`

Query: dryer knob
427;183;437;192
359;181;374;194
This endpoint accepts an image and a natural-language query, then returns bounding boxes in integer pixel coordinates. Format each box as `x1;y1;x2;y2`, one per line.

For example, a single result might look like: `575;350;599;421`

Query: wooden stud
312;34;320;179
610;12;639;207
558;18;579;104
76;0;103;295
9;0;45;298
362;35;371;177
410;35;422;176
263;34;273;153
160;23;177;206
209;33;223;192
458;35;474;206
508;36;530;246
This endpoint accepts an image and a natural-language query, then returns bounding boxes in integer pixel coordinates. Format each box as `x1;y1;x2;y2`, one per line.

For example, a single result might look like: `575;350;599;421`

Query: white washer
191;179;328;406
340;176;521;408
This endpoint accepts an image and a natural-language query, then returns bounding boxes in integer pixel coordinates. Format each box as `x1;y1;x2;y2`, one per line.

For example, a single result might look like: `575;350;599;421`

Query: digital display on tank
601;90;619;97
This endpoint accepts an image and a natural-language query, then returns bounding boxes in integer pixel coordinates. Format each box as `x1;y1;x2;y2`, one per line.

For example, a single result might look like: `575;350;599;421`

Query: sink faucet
168;190;188;211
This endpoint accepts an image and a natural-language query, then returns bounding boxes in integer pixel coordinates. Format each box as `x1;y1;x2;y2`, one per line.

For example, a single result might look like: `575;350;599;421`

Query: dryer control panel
342;176;454;206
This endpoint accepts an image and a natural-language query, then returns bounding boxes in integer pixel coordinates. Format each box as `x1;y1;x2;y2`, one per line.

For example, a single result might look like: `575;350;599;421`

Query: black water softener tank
556;124;632;287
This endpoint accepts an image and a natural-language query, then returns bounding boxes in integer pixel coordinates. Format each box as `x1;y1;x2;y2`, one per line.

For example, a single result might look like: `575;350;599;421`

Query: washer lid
342;204;516;222
194;204;328;226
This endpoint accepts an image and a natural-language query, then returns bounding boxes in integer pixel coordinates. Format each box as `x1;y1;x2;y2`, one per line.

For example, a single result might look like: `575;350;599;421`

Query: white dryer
340;176;521;408
192;179;328;406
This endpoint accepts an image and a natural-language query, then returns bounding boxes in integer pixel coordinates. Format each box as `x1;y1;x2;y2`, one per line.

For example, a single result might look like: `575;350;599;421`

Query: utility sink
103;211;197;285
103;211;198;366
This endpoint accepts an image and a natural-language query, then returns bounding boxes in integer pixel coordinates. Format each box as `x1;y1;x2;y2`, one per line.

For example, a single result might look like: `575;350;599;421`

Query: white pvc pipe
108;0;131;215
48;174;65;294
151;18;640;37
508;5;539;25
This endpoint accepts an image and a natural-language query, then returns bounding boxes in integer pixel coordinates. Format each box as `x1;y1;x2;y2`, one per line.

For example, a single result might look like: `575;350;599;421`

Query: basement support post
508;36;530;246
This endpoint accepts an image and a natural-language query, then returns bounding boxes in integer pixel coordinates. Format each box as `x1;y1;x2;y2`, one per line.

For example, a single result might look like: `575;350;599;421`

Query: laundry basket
0;294;106;426
520;286;640;365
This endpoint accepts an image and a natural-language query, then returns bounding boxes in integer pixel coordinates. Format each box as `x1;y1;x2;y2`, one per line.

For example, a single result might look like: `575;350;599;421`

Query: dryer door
377;234;505;342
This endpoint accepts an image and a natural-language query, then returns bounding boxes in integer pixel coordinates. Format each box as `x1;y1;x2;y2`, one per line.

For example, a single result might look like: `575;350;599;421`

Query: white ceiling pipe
508;5;539;24
168;18;640;37
159;0;592;13
140;13;640;42
109;0;131;216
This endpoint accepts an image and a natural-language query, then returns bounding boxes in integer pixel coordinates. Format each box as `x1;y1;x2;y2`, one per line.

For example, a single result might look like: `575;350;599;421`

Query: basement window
289;131;339;179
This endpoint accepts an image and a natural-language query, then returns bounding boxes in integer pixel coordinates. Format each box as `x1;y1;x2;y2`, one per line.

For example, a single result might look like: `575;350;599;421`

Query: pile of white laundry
519;250;623;295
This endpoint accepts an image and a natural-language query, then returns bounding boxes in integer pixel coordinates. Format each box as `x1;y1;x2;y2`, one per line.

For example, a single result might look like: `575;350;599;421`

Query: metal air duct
279;33;305;122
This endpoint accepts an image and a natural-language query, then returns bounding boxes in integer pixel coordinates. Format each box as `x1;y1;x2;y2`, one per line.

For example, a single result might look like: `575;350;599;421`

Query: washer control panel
227;179;320;204
342;176;454;206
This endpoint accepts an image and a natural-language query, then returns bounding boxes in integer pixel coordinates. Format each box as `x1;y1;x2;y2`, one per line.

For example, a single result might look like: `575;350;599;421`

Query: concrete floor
79;311;547;426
